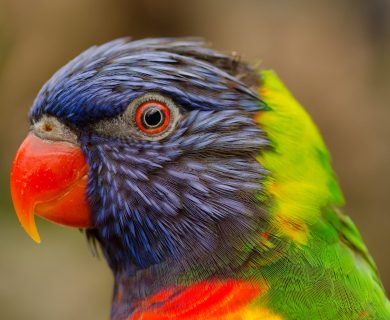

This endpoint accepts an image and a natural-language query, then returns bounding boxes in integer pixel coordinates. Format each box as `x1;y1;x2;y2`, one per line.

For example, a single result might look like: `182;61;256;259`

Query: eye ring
92;94;180;140
135;101;170;134
128;93;181;141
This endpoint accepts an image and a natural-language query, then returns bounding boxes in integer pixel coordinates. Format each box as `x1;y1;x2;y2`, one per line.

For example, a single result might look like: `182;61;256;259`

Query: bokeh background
0;0;389;319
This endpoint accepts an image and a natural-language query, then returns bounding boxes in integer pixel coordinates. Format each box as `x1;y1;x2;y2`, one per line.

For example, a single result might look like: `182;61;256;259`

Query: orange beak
10;133;92;243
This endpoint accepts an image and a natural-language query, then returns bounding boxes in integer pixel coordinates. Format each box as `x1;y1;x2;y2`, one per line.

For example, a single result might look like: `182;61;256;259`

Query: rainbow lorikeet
10;38;390;320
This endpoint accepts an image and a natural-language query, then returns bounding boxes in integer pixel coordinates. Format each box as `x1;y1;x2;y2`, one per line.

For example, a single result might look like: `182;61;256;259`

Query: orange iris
135;101;170;134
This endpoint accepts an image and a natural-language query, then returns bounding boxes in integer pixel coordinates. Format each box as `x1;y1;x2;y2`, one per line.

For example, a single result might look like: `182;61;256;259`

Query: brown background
0;1;389;319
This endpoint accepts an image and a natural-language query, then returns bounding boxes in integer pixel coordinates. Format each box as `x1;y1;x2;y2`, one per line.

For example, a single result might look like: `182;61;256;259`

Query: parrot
10;38;390;320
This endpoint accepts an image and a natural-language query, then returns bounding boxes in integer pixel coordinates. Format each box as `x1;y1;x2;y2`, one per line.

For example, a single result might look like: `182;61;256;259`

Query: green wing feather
248;70;390;319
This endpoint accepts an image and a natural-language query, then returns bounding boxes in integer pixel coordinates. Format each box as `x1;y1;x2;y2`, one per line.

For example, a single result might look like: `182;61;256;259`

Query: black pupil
142;107;164;128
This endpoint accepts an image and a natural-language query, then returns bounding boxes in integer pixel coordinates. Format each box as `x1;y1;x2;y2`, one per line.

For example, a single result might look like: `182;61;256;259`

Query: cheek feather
82;109;269;273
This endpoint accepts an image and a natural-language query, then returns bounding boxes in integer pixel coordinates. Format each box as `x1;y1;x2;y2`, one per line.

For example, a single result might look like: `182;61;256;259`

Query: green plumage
246;70;390;319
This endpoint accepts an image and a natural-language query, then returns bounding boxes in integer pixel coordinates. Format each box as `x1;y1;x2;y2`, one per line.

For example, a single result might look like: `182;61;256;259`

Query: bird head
10;38;269;274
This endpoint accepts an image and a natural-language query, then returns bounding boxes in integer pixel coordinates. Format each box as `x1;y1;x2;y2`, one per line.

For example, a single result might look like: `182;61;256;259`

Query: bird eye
135;101;170;134
125;93;180;141
92;94;180;140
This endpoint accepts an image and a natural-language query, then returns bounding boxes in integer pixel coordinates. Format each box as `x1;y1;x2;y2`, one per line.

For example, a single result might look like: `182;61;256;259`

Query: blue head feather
29;38;270;281
30;38;262;126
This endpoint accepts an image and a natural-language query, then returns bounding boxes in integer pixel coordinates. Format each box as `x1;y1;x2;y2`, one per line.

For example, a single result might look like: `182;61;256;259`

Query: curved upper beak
10;133;92;243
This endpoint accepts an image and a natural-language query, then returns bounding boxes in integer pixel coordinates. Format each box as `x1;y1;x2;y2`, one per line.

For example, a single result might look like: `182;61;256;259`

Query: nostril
43;123;53;132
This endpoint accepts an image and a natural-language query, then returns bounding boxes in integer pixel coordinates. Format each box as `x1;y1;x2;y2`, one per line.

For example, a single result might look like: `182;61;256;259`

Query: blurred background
0;0;389;319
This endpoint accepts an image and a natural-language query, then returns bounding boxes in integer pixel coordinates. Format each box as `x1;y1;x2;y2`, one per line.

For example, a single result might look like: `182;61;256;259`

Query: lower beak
10;133;92;243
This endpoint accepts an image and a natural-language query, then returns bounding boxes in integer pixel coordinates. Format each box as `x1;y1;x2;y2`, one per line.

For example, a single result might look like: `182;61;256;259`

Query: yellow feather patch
256;70;344;245
224;307;283;320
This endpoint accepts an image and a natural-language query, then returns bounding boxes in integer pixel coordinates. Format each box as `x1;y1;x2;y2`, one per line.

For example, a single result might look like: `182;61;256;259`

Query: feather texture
26;39;389;319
